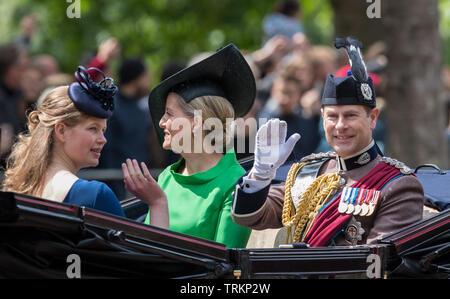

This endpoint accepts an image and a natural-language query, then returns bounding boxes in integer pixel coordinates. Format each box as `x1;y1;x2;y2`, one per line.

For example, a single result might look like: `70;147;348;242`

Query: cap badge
361;83;373;101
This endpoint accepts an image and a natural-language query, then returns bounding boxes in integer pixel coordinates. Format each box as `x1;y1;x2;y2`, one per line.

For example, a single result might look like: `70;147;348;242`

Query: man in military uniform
231;37;424;246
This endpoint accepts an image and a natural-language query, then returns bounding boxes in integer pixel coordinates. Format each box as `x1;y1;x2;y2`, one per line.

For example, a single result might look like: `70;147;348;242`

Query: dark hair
119;57;147;85
276;0;300;17
363;106;374;116
160;59;186;81
0;43;20;78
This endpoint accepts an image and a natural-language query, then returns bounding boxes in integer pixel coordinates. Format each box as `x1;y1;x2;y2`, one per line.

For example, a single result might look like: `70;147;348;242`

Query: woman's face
60;116;107;170
159;92;194;152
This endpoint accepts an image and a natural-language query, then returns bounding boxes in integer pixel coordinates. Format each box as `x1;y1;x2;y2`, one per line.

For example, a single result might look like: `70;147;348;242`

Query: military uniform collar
337;140;381;172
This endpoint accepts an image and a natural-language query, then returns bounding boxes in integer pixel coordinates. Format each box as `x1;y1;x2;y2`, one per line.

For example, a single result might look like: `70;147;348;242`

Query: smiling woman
142;44;255;248
2;85;90;198
54;116;108;171
1;66;169;228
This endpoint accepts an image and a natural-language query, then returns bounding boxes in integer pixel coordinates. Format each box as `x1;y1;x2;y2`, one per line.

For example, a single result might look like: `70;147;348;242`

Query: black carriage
0;163;448;279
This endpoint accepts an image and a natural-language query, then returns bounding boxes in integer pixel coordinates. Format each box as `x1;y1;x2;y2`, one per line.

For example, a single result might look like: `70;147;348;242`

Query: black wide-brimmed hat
322;37;376;108
68;66;118;118
148;44;256;144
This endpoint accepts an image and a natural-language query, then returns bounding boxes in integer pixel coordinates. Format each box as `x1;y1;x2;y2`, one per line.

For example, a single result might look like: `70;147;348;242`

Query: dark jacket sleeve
232;182;286;230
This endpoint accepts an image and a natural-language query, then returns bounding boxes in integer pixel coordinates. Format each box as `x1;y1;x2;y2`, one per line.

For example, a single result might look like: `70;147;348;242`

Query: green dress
144;149;251;248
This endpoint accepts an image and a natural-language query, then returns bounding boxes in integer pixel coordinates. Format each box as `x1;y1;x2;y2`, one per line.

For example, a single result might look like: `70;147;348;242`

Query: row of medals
337;186;381;216
336;156;410;216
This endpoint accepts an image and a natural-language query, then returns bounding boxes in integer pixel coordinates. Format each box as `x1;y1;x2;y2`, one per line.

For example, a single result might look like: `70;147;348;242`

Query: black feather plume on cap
334;36;368;83
321;37;376;108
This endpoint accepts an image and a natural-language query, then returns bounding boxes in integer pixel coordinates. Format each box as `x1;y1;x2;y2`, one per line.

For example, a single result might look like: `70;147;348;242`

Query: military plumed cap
322;37;376;108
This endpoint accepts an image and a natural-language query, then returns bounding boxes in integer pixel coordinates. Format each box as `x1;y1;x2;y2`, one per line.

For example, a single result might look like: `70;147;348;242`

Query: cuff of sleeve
241;174;272;193
232;180;271;216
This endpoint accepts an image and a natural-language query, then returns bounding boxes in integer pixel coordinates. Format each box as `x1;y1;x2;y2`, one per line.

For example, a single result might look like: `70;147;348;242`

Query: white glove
249;119;301;181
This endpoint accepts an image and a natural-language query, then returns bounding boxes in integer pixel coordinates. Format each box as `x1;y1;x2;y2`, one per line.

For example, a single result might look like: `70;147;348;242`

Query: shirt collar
337;140;381;172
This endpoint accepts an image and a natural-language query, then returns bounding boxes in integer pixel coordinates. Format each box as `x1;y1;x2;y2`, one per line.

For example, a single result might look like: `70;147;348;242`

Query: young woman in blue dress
1;66;169;229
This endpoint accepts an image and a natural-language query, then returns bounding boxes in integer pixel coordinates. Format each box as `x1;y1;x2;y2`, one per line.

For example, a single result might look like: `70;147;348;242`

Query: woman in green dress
123;44;255;248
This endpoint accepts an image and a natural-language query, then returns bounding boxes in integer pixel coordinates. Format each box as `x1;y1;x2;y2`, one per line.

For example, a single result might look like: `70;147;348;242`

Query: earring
192;129;196;135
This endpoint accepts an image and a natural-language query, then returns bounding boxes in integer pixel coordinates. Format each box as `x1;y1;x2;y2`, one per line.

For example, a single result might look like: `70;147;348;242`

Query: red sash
302;162;404;247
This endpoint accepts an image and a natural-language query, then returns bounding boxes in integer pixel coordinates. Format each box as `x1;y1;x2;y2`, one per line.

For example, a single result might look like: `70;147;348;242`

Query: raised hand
250;119;301;181
122;159;169;229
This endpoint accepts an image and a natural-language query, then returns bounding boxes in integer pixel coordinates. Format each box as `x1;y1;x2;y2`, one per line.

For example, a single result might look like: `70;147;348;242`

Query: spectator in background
17;66;44;132
99;57;162;200
0;43;28;167
298;46;338;120
258;69;320;161
13;14;38;52
32;53;69;108
36;73;74;107
32;54;60;78
252;35;290;78
250;33;311;106
284;52;315;94
86;37;121;81
309;46;339;89
160;59;186;81
262;0;304;44
251;35;291;104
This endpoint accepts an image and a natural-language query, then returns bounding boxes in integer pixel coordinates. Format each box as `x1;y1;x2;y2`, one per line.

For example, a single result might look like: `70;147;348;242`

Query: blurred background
0;0;449;199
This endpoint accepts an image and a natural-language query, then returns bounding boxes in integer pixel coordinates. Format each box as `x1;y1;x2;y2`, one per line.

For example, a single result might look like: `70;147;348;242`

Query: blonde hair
2;86;88;195
174;94;235;149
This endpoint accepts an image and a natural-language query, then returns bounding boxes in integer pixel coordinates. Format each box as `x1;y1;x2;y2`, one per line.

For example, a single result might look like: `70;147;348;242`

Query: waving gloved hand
249;119;301;181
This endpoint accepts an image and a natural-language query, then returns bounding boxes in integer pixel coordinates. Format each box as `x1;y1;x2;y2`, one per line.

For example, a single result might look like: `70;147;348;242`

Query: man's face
271;78;301;115
321;105;379;158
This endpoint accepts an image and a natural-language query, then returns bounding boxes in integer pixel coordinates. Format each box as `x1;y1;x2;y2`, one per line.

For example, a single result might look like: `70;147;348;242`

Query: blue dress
63;179;125;217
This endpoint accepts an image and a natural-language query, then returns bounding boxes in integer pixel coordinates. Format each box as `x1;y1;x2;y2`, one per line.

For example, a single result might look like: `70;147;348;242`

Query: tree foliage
440;0;450;67
0;0;334;81
0;1;448;79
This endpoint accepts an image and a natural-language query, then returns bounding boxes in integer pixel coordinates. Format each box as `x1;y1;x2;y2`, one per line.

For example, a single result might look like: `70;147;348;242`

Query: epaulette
300;151;337;163
380;156;413;174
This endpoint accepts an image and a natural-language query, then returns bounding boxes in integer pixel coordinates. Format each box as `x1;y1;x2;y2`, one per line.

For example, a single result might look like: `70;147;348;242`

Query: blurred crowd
1;1;450;199
239;0;389;163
